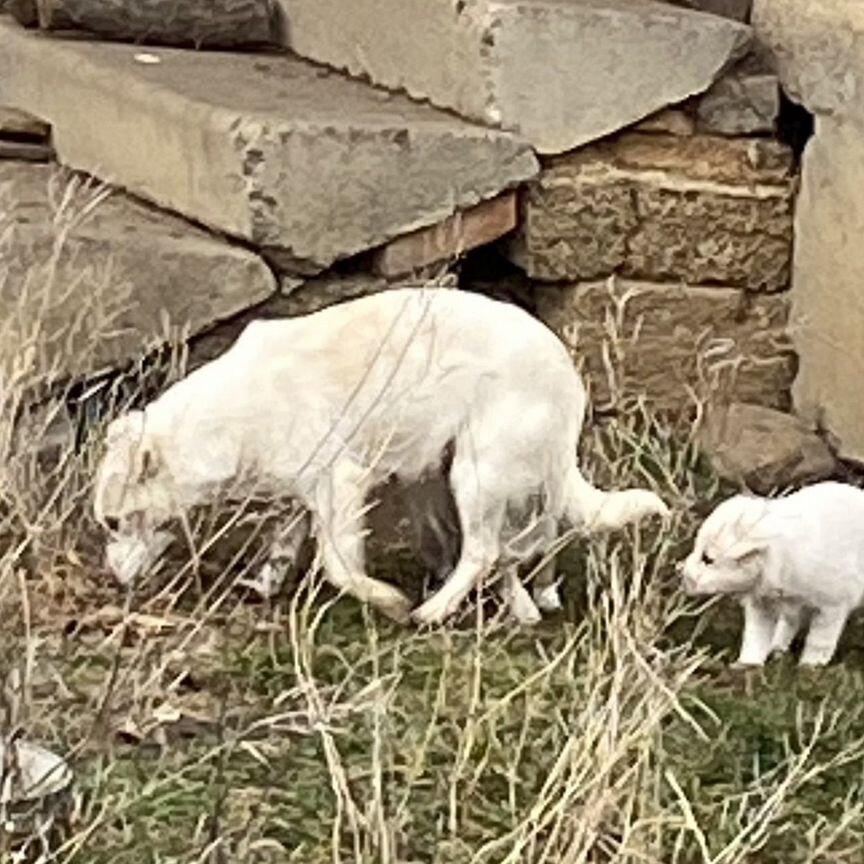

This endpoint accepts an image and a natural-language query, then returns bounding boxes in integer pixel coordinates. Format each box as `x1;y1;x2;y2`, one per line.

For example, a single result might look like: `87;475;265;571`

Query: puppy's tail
563;461;669;532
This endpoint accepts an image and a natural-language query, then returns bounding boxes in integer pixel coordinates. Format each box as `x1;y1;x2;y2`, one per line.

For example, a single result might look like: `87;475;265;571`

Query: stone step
509;131;795;291
0;19;537;274
275;0;750;154
0;162;275;388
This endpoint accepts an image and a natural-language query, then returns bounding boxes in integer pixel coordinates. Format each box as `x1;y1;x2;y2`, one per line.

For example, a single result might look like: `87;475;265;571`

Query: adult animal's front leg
312;460;412;622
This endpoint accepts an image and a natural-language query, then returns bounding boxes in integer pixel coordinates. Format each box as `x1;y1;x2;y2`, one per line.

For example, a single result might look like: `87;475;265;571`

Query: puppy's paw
509;593;543;626
533;583;563;613
238;562;288;600
798;652;834;668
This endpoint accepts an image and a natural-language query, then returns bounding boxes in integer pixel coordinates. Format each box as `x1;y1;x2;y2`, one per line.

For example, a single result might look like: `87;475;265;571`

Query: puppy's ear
730;541;765;566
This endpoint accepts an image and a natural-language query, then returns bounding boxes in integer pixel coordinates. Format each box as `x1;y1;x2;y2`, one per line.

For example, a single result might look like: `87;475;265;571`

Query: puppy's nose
104;516;120;533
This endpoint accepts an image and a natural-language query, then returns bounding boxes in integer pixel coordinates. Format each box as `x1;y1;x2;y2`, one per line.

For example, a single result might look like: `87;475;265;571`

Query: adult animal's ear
136;445;161;483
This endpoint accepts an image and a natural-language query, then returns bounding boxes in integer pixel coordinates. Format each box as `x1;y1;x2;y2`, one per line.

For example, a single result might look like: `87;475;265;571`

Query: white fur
94;288;668;624
680;482;864;667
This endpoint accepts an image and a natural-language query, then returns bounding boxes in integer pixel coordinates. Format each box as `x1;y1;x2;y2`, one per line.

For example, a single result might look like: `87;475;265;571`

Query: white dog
680;482;864;667
93;288;668;625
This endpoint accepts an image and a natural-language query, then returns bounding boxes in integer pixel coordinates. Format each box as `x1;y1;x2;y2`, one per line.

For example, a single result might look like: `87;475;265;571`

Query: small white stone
134;53;162;65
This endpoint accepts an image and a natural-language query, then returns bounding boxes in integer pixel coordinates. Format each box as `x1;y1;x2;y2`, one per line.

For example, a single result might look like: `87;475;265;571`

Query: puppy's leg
800;604;849;667
240;508;311;599
736;596;777;666
412;454;504;626
770;602;804;656
312;459;412;622
499;566;542;625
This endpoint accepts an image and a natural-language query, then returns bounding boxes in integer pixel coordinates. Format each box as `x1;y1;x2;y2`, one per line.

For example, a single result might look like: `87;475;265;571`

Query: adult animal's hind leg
412;454;505;626
311;459;412;622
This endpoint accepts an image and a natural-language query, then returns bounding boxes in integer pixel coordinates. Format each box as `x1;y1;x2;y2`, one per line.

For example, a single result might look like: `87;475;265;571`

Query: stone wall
504;87;797;414
0;0;838;469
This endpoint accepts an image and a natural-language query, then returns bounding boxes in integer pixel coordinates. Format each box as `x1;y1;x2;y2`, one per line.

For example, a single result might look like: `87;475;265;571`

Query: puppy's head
94;410;176;584
680;495;770;597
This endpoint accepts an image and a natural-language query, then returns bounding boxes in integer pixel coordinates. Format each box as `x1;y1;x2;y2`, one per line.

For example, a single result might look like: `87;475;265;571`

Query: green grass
1;289;862;862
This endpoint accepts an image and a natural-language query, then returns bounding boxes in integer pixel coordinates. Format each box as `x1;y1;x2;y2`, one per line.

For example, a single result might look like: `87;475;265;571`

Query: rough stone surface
373;193;516;278
666;0;751;22
696;55;779;135
510;132;795;290
753;0;864;119
698;402;836;493
0;139;53;160
33;0;277;48
0;20;537;272
0;162;276;386
0;105;50;138
536;279;795;413
632;108;696;137
753;0;864;461
276;0;750;155
787;117;864;462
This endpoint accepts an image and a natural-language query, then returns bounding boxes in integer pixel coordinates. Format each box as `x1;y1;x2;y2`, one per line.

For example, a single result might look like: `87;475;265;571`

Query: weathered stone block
698;402;836;493
786;117;864;462
754;0;864;119
753;0;864;461
0;163;276;386
510;132;794;290
536;279;795;413
696;56;780;135
276;0;750;154
0;105;50;138
0;19;537;273
373;193;516;279
633;108;696;137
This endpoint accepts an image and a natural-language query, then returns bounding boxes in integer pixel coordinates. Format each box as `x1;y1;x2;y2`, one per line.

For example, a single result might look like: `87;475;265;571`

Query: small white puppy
94;287;668;625
680;482;864;667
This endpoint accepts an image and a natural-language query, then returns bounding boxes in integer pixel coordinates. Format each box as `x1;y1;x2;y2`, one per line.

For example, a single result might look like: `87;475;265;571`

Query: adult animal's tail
563;460;669;532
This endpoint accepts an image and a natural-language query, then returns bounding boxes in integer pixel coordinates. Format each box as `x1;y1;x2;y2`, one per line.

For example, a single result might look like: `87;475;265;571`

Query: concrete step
0;162;275;388
0;19;537;274
275;0;751;154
